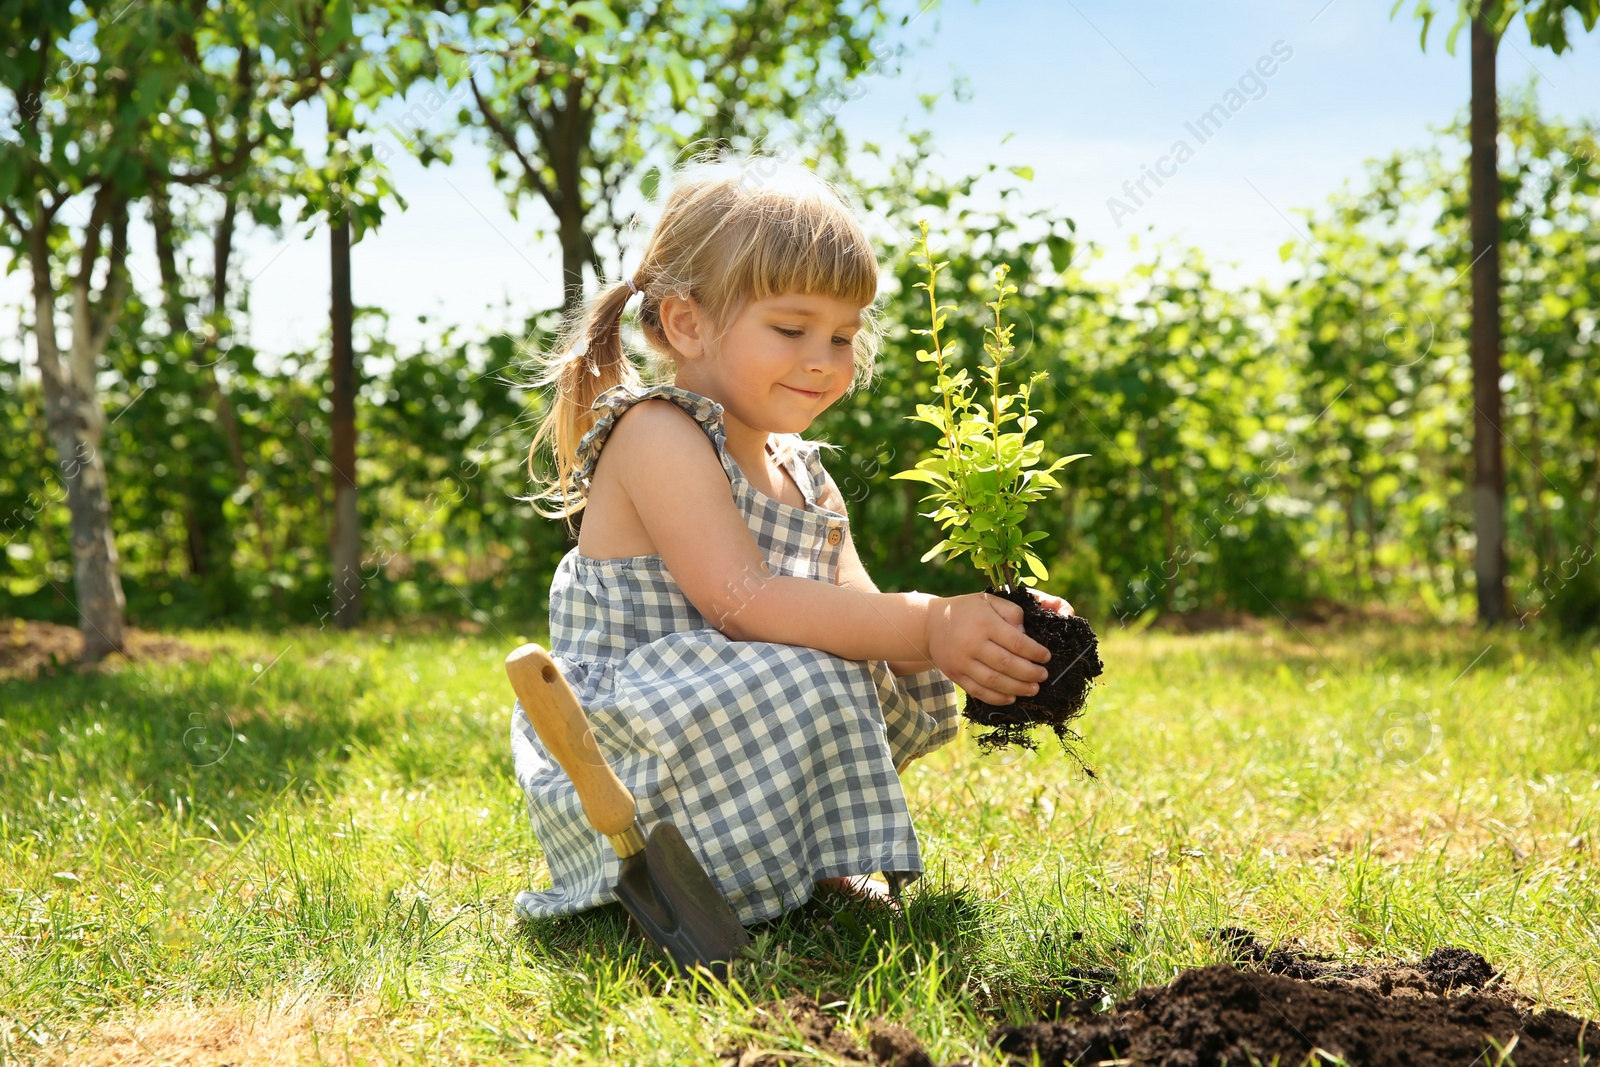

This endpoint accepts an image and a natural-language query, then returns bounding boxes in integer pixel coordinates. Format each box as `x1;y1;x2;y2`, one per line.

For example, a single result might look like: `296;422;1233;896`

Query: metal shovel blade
613;820;750;978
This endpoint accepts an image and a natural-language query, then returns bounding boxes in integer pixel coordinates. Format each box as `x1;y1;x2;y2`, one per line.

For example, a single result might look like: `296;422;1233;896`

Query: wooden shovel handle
505;643;637;839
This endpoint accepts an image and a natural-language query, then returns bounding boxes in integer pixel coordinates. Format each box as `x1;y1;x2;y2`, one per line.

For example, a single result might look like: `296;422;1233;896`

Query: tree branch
474;74;558;209
1;202;27;240
88;194;132;358
73;185;112;306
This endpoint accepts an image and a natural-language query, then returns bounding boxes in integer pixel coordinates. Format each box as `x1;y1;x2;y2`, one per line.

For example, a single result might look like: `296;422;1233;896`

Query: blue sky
5;0;1599;364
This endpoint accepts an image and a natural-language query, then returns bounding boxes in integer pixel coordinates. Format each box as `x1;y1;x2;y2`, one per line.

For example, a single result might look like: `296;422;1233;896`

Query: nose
805;338;851;373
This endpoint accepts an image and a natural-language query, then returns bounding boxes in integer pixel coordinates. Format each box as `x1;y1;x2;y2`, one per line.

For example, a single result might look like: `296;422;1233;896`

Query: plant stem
921;233;963;482
989;269;1013;590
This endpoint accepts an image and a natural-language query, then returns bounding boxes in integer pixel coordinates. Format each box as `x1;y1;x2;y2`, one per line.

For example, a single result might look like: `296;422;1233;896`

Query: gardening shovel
504;643;751;977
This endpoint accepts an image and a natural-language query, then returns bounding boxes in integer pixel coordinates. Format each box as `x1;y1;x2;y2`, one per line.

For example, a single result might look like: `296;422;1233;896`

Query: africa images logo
1108;40;1295;227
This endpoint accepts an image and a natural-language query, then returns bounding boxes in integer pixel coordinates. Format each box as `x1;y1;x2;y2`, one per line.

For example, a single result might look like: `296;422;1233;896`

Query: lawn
1;619;1596;1065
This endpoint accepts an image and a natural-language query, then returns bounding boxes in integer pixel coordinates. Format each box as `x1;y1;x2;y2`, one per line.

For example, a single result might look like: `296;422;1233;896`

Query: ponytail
527;278;646;519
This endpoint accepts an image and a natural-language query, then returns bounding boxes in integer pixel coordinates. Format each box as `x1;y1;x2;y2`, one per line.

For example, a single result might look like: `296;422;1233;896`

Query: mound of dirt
0;618;206;680
1215;927;1503;994
723;938;1593;1067
994;934;1593;1067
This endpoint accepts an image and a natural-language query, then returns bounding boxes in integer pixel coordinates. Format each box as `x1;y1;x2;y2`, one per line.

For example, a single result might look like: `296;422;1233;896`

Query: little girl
511;158;1059;926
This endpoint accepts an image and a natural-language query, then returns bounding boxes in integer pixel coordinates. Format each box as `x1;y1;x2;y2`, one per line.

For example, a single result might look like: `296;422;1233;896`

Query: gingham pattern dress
511;383;961;926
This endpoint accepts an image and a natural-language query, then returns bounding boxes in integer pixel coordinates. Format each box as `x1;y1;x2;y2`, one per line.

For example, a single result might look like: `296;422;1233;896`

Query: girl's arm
817;465;934;676
599;401;1049;705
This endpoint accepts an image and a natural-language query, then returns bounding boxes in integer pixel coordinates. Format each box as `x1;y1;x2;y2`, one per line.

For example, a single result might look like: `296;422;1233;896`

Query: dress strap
786;437;848;518
571;383;739;493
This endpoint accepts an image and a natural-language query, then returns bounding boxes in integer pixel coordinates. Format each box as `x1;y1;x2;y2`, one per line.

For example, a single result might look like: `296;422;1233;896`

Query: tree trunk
466;74;596;310
559;215;589;311
330;186;361;629
28;193;130;662
1158;463;1175;612
152;184;232;595
1346;484;1362;595
1470;13;1506;625
549;84;593;310
1581;445;1600;557
1363;486;1379;595
205;193;274;592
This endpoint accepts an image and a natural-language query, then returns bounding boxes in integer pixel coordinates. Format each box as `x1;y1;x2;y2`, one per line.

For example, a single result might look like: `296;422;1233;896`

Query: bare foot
816;875;900;912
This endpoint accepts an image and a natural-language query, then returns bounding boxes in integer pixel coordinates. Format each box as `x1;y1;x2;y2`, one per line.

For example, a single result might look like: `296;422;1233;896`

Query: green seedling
892;221;1088;591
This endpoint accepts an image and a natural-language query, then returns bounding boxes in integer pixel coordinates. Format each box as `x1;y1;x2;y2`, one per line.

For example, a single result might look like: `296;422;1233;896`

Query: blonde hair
526;154;882;518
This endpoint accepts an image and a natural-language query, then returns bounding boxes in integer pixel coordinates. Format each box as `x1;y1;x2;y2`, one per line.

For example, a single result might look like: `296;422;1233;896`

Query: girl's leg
816;874;899;909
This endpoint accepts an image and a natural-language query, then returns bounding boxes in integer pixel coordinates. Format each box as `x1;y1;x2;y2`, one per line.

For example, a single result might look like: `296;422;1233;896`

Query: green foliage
0;304;566;629
4;59;1598;632
811;127;1313;618
1275;87;1600;620
1391;0;1599;55
1547;561;1600;636
402;0;895;300
893;223;1085;591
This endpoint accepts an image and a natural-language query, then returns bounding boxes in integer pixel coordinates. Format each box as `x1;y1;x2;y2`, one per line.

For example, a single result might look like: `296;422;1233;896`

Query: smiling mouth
782;385;826;400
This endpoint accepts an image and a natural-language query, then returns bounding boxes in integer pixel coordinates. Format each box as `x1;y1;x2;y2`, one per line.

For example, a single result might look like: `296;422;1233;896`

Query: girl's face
671;291;864;438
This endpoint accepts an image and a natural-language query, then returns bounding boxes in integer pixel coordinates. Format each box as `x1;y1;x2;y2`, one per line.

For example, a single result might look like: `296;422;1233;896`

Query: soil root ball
963;587;1103;759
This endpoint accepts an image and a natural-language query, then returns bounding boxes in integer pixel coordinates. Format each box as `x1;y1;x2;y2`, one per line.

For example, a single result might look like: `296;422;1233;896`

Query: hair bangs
699;183;879;322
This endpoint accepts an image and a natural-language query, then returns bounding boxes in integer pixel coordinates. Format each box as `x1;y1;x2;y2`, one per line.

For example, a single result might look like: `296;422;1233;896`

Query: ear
658;293;707;361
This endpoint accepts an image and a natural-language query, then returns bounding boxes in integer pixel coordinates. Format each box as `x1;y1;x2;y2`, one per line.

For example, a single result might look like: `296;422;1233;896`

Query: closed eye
774;326;803;339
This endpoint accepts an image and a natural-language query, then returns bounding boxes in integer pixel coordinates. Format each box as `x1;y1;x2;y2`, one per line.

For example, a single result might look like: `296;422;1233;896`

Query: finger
984;594;1024;627
957;676;1016;705
979;657;1045;697
981;643;1050;684
995;622;1051;663
965;661;1038;700
1061;600;1076;616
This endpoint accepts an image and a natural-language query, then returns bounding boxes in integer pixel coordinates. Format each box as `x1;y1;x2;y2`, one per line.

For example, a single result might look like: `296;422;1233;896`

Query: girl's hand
925;593;1051;705
1030;589;1075;616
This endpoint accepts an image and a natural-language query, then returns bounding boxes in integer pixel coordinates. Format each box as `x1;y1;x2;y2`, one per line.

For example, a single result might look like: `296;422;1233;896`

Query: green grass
1;620;1597;1065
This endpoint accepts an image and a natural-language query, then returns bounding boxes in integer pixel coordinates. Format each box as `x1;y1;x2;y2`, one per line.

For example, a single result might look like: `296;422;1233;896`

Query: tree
1391;0;1600;624
328;113;362;629
402;0;896;309
300;20;446;630
142;0;358;618
2;0;152;661
1;0;369;658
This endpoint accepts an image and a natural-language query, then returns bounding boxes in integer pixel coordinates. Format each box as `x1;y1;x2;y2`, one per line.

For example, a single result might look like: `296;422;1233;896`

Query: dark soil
721;938;1597;1067
994;932;1596;1067
963;586;1102;758
1215;927;1502;992
717;995;963;1067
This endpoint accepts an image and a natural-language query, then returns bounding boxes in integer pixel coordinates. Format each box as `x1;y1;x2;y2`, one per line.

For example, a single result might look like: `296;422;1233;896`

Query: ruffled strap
789;439;848;519
570;384;738;493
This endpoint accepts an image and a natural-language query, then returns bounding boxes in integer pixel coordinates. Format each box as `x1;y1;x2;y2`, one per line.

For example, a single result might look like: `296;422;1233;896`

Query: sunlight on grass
2;622;1596;1065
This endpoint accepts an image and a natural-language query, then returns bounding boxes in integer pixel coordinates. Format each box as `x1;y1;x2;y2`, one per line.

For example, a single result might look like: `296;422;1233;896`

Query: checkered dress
511;384;961;925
